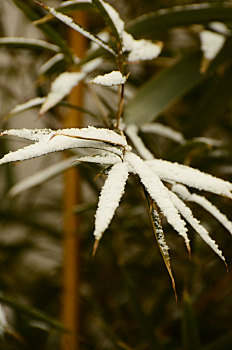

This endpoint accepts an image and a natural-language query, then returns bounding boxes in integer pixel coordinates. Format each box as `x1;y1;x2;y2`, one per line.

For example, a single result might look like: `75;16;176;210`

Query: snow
102;1;124;36
200;30;225;60
122;31;162;62
125;152;189;243
172;184;232;235
126;124;154;160
39;53;65;75
147;159;232;198
9;156;78;197
46;4;116;55
39;72;85;116
75;153;121;165
141;123;185;144
93;161;129;240
209;22;230;35
0;305;7;335
90;71;126;86
169;190;225;262
6;97;45;118
0;37;59;52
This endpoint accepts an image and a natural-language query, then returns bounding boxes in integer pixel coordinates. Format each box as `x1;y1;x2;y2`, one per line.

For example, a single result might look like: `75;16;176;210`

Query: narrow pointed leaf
173;184;232;235
124;52;204;126
126;124;154;160
93;161;129;241
127;2;232;38
169;190;226;263
5;97;46;119
92;0;123;44
0;37;59;52
147;159;232;198
125;152;189;246
141;123;185;144
149;201;176;299
36;2;116;56
39;71;85;116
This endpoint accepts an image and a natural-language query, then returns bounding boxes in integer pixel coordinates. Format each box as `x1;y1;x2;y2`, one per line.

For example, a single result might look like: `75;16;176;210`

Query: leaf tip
92;239;100;258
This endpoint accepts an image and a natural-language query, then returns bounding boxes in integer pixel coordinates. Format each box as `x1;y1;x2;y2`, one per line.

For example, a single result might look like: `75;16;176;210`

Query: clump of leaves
1;0;232;298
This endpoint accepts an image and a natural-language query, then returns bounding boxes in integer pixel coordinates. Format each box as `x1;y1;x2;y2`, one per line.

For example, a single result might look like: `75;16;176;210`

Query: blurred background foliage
0;0;232;349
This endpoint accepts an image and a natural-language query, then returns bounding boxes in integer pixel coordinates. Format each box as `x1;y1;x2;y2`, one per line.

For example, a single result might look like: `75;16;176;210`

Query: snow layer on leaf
9;156;77;196
173;184;232;235
56;126;127;146
126;124;154;160
125;152;189;244
147;159;232;198
102;1;124;36
93;161;129;240
45;4;116;55
209;22;230;36
169;190;226;262
90;71;126;86
0;37;59;52
39;53;65;75
141;123;185;144
75;153;121;165
0;130;124;165
200;30;225;60
1;128;53;142
39;72;85;116
122;31;162;62
6;97;45;118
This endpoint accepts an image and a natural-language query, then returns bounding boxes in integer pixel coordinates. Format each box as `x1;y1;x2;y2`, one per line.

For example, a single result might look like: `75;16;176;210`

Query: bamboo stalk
62;11;87;350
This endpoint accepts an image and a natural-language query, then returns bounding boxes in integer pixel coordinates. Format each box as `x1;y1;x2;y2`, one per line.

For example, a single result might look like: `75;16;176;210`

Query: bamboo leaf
11;0;73;60
33;1;117;56
0;37;59;52
149;200;177;300
124;52;204;126
182;290;201;350
127;2;232;38
92;0;123;45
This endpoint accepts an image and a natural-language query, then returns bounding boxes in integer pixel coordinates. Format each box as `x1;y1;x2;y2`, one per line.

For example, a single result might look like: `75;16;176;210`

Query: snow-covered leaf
39;72;85;116
0;37;59;52
9;156;78;196
93;161;129;241
92;0;124;43
90;71;127;86
122;31;162;62
126;124;154;160
169;189;226;263
125;152;190;249
172;184;232;235
149;202;176;298
5;97;46;119
200;29;226;61
147;159;232;198
141;123;185;144
39;53;65;75
37;2;116;56
0;127;126;165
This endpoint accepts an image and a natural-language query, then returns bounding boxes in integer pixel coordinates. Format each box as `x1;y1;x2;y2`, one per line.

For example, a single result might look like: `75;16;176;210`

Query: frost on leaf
39;72;85;116
90;71;127;86
141;123;185;144
126;124;154;160
6;97;46;118
93;161;129;241
101;1;125;36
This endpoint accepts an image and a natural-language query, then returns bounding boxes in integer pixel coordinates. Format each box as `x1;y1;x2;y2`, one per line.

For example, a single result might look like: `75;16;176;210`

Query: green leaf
92;0;122;47
0;293;67;332
10;0;73;61
124;52;204;126
0;37;59;52
127;2;232;38
182;290;201;350
149;200;177;300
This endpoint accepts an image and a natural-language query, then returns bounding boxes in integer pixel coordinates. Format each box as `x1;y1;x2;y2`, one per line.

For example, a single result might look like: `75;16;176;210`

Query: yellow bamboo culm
62;11;87;350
